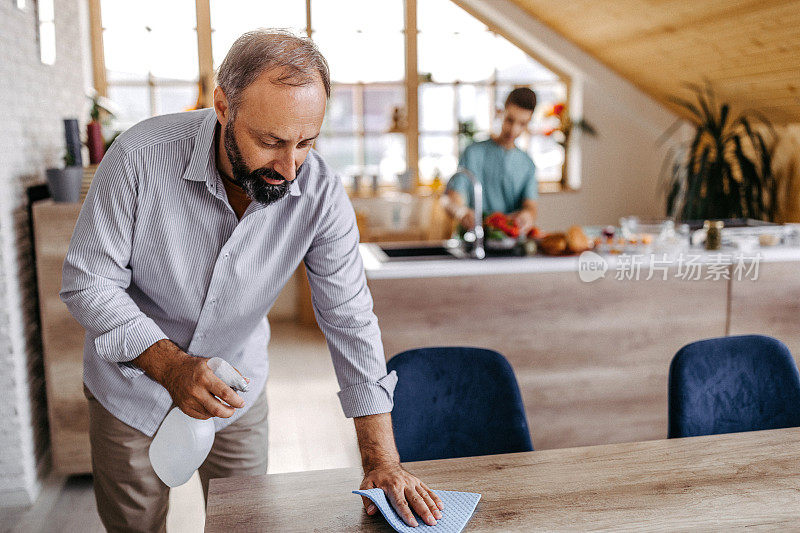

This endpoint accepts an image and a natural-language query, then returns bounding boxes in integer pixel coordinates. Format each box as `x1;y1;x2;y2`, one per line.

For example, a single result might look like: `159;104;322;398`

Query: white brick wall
0;0;88;507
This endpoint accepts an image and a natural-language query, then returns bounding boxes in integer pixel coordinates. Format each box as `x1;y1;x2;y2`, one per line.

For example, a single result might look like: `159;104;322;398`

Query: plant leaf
666;96;703;123
719;104;730;133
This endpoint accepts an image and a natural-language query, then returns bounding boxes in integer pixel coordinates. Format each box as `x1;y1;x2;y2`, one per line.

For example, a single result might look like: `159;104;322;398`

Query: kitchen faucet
455;167;485;259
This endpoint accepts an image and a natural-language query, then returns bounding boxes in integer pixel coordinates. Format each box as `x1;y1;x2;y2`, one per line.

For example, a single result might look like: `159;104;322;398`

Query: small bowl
485;236;518;250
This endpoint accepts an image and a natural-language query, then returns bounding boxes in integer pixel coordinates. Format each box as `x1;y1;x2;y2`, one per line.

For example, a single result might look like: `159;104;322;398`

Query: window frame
316;82;407;176
88;0;574;193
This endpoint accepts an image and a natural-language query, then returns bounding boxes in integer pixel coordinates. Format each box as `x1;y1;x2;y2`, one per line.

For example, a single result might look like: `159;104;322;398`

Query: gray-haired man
61;29;443;531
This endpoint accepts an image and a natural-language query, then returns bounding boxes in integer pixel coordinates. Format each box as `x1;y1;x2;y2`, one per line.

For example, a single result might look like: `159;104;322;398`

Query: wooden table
206;427;800;531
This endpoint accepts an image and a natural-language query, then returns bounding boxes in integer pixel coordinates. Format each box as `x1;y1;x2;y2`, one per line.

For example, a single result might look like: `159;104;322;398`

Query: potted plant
45;149;83;203
660;82;777;221
457;119;477;153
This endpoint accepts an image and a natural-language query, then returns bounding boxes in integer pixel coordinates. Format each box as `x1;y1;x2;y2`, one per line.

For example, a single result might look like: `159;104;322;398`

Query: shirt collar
181;108;302;198
182;109;217;183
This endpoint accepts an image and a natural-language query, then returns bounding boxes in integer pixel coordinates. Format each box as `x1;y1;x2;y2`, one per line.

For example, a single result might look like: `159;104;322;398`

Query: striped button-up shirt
61;108;397;437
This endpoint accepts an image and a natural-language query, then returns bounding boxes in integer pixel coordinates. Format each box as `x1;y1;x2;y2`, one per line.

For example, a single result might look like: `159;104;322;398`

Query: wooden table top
206;427;800;532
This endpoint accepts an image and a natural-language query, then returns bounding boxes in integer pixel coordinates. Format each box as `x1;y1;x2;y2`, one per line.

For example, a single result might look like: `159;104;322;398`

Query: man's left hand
511;209;536;236
359;462;444;527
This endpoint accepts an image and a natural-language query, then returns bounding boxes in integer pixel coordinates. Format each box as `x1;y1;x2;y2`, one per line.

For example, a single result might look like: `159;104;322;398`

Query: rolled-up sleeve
60;141;167;378
303;178;397;418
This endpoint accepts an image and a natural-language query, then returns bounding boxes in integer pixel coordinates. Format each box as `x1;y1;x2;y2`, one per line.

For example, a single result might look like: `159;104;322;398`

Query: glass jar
704;220;724;250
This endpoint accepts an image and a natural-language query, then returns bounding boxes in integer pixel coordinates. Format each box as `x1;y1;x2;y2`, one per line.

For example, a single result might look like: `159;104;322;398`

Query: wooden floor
2;322;360;533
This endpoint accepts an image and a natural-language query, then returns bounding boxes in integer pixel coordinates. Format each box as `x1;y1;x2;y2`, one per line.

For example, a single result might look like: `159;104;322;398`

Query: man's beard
223;120;292;206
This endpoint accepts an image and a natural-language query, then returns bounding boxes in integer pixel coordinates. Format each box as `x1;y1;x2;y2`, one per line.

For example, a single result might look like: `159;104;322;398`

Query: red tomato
485;212;506;228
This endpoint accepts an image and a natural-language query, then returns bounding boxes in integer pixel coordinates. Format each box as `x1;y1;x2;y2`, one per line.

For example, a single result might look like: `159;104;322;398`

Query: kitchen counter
360;242;800;280
364;242;800;450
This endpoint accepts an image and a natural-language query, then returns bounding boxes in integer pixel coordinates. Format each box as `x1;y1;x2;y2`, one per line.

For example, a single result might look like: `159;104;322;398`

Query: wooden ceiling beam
508;0;800;123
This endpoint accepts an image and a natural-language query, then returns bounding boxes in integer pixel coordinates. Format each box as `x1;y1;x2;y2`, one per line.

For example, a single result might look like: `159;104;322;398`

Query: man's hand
510;199;538;236
360;462;443;527
353;412;444;527
459;208;476;230
443;190;475;229
510;209;534;235
132;339;247;420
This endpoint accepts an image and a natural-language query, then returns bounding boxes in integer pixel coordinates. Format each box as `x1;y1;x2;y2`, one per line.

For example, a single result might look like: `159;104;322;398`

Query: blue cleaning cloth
353;488;481;532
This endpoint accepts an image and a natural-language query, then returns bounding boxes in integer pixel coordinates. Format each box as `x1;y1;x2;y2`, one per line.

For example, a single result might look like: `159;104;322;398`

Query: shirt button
209;297;217;304
196;333;205;339
223;252;231;259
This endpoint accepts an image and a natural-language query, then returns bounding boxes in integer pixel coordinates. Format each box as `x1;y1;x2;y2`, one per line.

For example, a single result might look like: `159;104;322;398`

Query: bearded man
61;29;442;532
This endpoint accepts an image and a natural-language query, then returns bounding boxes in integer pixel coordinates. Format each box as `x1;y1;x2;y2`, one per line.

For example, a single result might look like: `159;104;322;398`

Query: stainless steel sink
363;240;525;262
381;246;458;259
365;241;464;262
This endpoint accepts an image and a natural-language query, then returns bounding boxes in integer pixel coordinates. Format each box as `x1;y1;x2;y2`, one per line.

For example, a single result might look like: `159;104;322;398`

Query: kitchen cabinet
32;200;90;474
729;261;800;355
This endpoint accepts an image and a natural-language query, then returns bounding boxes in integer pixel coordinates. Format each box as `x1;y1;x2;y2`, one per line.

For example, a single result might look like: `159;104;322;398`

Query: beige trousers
83;383;268;533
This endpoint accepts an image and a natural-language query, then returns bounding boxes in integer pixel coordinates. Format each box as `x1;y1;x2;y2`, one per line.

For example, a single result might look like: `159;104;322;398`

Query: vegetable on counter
538;225;592;255
566;226;590;253
484;212;541;240
484;212;519;238
539;233;568;255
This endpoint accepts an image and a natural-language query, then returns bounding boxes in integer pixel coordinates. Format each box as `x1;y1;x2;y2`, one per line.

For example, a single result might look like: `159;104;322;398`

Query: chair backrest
386;346;533;462
668;335;800;438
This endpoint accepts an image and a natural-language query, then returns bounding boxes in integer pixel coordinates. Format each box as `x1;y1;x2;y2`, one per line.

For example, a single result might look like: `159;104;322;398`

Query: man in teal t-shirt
445;87;538;234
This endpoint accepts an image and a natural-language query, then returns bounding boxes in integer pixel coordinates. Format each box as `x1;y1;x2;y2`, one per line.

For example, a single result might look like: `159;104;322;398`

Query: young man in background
445;87;539;234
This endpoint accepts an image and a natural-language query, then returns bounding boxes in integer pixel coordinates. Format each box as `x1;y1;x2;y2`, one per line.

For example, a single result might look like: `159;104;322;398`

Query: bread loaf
540;233;567;255
566;226;590;253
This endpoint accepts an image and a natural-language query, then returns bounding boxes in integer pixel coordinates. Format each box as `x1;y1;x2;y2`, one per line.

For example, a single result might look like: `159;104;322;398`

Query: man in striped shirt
61;30;442;531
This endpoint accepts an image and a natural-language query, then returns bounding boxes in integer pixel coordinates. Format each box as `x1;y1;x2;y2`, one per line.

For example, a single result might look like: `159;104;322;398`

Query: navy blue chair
386;346;533;462
668;335;800;438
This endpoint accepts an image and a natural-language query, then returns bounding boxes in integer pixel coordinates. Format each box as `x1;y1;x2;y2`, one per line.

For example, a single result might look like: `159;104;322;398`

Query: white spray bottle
149;357;250;487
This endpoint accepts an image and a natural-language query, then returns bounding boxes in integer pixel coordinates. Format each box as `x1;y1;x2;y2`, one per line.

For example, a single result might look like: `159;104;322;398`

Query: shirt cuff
94;316;168;364
337;370;398;418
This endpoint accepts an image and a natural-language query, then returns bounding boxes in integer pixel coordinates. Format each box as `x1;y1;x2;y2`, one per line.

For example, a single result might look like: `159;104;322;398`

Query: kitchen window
98;0;199;125
417;0;568;186
89;0;572;191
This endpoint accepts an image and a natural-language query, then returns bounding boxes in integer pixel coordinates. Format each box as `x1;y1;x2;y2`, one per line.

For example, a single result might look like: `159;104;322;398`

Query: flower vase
87;121;105;164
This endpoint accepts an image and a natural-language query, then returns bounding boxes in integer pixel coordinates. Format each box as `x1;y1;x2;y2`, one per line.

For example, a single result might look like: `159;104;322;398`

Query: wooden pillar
87;0;107;96
195;0;214;108
404;0;419;190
